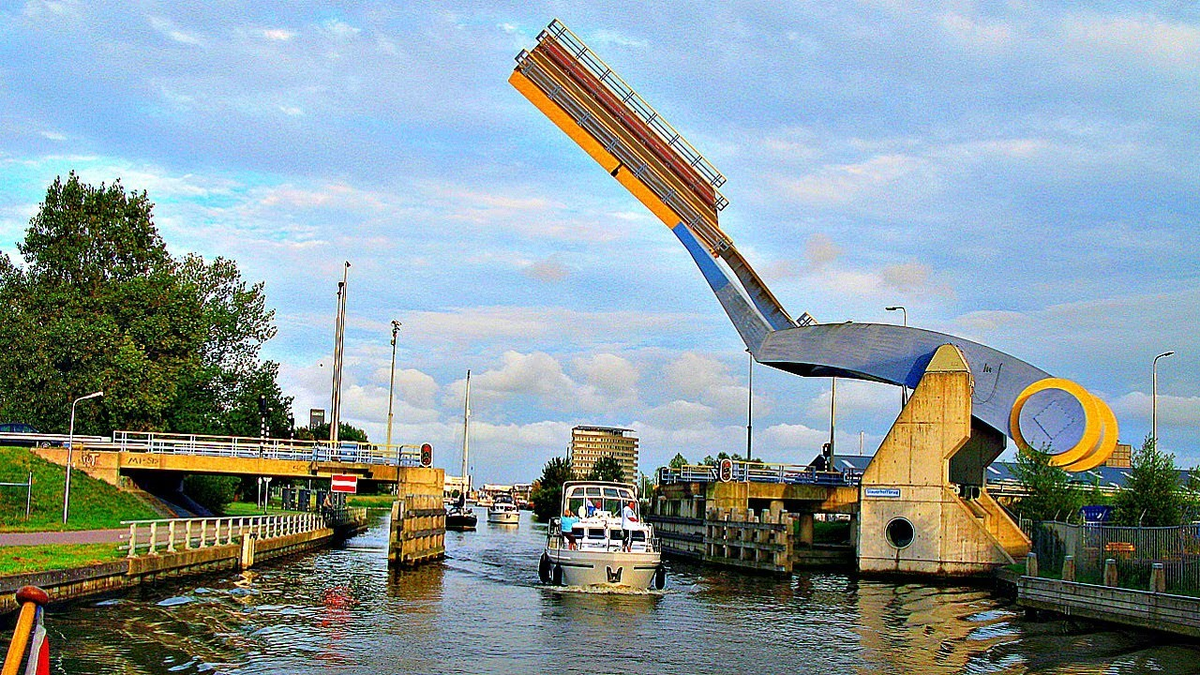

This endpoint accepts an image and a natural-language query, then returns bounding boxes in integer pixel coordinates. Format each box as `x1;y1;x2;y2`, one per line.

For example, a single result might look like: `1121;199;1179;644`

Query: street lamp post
62;390;103;524
746;349;753;461
1152;350;1175;443
886;306;908;407
386;320;402;476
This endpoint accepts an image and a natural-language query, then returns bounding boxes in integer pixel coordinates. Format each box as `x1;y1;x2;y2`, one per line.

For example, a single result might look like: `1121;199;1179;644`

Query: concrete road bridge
32;431;441;492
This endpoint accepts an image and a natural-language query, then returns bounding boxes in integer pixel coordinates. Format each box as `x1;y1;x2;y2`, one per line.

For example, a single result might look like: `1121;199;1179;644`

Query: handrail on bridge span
658;461;860;487
110;431;425;467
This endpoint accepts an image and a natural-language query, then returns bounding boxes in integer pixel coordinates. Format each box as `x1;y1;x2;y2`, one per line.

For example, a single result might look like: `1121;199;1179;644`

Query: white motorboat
487;493;520;525
538;481;664;589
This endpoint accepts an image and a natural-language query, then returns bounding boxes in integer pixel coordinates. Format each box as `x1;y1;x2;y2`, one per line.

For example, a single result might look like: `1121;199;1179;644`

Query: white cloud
148;16;203;45
263;29;296;42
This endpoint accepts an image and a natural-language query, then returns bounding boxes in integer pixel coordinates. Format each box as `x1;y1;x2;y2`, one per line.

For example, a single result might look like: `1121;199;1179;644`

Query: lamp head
886;306;901;311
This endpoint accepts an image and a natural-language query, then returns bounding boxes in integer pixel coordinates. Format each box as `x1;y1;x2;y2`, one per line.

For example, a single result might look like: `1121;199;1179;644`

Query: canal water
48;509;1200;674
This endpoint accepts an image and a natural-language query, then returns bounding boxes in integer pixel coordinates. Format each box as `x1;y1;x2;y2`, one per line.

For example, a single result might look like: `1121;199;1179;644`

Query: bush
183;474;239;513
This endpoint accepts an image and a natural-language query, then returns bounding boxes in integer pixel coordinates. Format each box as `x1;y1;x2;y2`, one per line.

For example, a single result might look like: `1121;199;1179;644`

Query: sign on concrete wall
310;408;325;429
331;474;358;493
864;487;902;499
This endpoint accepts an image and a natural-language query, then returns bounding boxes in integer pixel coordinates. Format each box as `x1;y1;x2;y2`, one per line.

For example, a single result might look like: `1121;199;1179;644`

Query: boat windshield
564;484;636;518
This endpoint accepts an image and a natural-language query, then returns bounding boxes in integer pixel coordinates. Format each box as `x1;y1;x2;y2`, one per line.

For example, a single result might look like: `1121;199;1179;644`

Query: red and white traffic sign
330;474;358;493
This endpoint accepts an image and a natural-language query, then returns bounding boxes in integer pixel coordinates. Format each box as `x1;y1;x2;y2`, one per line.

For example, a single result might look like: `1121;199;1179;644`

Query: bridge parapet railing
121;513;327;558
109;431;425;467
658;461;860;487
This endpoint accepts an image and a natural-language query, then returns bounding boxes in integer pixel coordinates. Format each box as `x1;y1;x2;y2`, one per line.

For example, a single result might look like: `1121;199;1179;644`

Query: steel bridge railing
658;461;860;487
529;18;726;191
108;431;424;467
121;508;367;558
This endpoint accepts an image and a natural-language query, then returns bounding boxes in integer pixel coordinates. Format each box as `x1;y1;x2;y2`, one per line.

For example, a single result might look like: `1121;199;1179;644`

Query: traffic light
420;443;433;467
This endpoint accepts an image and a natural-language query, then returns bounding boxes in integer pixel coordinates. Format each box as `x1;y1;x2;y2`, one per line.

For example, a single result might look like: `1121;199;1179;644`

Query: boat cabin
562;482;637;519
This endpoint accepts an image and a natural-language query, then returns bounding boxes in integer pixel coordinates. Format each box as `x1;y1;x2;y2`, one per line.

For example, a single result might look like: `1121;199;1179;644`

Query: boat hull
446;510;478;531
543;548;661;589
487;510;520;525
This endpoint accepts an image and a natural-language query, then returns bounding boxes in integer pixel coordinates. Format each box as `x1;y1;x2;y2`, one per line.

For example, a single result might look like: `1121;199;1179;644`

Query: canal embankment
0;510;369;615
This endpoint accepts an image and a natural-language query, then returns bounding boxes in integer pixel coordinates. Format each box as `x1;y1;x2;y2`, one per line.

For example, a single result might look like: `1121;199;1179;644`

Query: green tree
530;457;575;522
587;456;625;482
1012;447;1084;523
1113;436;1185;526
183;474;240;513
295;422;369;443
0;173;289;438
668;453;689;469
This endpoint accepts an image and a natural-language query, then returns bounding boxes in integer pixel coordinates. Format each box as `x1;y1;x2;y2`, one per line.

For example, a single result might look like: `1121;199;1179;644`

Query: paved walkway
0;528;126;546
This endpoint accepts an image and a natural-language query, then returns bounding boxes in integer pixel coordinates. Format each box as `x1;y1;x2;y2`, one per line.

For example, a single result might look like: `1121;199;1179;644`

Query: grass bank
222;501;292;517
0;543;122;576
0;447;158;532
348;494;398;509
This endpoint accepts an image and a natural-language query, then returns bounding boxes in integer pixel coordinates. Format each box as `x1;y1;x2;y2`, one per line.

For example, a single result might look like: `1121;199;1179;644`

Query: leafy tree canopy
295;422;369;443
530;456;574;522
587;456;625;483
668;453;689;469
0;173;289;437
1113;436;1185;526
1012;446;1084;524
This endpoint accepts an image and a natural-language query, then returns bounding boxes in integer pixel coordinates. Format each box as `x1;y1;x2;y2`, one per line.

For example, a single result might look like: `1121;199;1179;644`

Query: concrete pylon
857;344;1030;576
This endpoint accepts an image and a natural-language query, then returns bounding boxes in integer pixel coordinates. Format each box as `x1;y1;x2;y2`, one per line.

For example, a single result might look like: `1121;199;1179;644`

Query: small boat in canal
487;492;520;525
538;481;664;590
446;369;478;532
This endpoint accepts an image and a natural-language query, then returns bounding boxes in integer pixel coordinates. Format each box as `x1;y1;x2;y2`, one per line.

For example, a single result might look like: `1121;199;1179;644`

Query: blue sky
1;2;1197;483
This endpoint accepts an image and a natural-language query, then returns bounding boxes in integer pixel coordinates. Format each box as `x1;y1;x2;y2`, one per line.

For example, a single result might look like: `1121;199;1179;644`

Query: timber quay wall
0;512;367;615
388;495;446;567
704;507;793;575
1018;576;1200;639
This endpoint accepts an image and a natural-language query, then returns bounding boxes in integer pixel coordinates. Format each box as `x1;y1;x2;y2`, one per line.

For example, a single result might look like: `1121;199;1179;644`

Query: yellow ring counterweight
1008;377;1119;472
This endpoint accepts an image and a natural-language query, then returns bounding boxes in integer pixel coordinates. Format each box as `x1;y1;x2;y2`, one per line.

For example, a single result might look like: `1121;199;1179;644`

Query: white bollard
185;520;193;550
168;521;177;553
128;523;138;558
148;522;158;555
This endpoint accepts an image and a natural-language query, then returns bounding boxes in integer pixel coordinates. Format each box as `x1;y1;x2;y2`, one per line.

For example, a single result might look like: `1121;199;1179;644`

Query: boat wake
551;585;668;597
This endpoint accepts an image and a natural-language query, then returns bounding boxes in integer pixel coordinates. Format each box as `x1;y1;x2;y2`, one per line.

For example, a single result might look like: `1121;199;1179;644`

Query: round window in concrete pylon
885;517;915;549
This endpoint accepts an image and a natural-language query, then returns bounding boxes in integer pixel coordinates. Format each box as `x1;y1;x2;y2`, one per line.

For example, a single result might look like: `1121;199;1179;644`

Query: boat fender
539;552;552;584
654;565;666;590
551;564;563;586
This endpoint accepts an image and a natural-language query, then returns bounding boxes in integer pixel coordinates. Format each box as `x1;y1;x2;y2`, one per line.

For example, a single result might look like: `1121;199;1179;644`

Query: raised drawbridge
510;20;1118;481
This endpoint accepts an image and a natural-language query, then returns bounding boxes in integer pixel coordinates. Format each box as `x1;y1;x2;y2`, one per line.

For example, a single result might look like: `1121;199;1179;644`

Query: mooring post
1062;555;1075;582
1103;558;1118;587
1150;562;1166;593
1025;551;1038;577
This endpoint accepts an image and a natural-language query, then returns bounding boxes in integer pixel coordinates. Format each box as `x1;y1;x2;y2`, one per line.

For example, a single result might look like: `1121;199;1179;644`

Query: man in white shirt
621;501;639;550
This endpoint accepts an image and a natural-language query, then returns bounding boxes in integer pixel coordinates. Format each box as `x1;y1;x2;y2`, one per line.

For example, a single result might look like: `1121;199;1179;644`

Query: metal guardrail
519;60;731;254
1032;521;1200;594
107;431;424;467
121;507;367;558
0;433;108;448
657;461;860;487
122;513;325;557
533;18;726;191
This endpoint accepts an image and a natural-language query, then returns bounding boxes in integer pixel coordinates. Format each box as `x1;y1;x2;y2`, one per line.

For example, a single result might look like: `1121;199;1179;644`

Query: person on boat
560;507;578;549
579;499;598;519
621;501;639;551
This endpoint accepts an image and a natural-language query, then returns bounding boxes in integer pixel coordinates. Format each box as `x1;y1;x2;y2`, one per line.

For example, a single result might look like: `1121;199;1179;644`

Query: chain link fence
1032;521;1200;594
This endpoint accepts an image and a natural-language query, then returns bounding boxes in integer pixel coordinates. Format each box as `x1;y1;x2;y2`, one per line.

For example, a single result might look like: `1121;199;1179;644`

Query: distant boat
446;369;478;531
487;492;520;526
